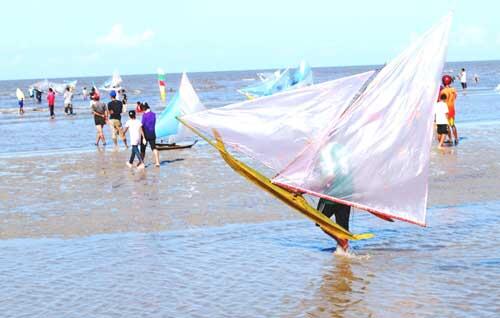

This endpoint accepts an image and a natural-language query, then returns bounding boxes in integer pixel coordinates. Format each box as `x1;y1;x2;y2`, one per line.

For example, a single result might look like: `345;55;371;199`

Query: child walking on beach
435;93;449;149
123;110;145;169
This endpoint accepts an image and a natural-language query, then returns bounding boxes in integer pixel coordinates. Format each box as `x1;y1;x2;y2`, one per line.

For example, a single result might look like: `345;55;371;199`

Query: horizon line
2;58;498;83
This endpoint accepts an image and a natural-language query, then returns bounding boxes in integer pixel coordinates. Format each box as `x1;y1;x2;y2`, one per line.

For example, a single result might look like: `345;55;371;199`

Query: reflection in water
291;256;373;318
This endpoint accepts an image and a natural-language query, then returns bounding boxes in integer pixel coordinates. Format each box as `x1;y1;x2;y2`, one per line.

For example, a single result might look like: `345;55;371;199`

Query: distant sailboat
100;71;123;91
31;79;77;94
180;14;453;245
238;61;313;99
155;72;206;150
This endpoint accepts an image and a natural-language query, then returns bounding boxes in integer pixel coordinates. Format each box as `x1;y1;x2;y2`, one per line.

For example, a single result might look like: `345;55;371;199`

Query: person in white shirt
63;86;74;115
82;87;88;101
123;110;145;169
435;93;450;149
459;68;467;92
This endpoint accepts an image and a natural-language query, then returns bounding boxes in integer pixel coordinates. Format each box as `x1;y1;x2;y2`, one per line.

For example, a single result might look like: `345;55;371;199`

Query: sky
1;0;499;80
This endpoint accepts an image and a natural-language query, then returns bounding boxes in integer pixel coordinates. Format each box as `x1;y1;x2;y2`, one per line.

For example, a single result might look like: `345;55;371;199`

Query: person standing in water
63;86;74;115
123;110;145;169
16;88;25;115
435;93;449;149
317;199;351;251
47;88;56;119
82;87;88;101
140;103;160;167
35;88;42;103
474;73;479;84
440;75;459;145
107;90;128;148
91;95;107;146
459;68;467;93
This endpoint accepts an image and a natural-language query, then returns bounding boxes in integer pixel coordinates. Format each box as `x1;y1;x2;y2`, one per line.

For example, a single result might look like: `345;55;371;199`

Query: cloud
96;24;154;47
12;54;23;66
77;52;100;63
456;25;486;47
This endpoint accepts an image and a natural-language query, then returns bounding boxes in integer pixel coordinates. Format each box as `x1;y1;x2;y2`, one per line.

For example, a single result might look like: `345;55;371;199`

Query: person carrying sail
440;75;459;145
317;199;351;251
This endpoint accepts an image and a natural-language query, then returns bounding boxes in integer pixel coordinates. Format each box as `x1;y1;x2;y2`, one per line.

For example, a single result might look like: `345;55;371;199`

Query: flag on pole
157;68;166;103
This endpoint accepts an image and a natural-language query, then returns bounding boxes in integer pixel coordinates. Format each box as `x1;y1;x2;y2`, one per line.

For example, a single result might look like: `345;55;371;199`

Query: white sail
100;71;123;91
155;72;206;142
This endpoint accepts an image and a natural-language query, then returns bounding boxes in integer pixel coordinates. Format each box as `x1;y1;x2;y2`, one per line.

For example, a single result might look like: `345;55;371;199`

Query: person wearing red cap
439;75;458;145
91;94;108;146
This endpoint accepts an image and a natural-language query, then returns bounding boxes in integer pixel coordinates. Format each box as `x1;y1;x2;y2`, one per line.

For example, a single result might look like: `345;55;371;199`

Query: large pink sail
273;14;452;226
182;14;452;227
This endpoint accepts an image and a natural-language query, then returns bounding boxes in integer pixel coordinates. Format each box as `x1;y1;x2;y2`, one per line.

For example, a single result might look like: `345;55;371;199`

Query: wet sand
1;123;499;239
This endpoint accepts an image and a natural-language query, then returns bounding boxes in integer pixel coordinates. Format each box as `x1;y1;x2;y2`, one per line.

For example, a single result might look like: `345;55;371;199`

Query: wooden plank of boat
156;140;198;151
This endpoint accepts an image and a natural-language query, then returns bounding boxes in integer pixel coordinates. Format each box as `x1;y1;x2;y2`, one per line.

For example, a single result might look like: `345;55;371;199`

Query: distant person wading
47;88;56;119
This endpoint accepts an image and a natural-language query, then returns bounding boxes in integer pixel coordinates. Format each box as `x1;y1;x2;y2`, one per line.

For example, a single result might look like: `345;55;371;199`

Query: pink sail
181;14;452;227
182;71;375;172
273;14;452;226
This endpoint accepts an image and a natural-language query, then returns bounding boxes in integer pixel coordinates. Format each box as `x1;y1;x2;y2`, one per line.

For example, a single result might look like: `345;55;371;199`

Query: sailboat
155;72;207;150
31;79;77;94
238;60;313;99
179;14;452;246
100;71;123;91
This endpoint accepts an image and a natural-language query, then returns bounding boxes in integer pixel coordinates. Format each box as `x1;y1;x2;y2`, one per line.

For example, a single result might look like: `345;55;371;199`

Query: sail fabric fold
273;14;453;226
155;72;206;140
181;14;452;227
182;71;375;172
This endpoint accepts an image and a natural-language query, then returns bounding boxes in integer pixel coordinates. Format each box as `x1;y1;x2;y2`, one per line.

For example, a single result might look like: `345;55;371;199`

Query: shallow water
1;202;498;318
1;62;500;317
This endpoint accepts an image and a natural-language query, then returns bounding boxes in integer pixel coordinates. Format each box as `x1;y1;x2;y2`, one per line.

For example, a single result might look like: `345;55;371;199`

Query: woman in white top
459;68;467;91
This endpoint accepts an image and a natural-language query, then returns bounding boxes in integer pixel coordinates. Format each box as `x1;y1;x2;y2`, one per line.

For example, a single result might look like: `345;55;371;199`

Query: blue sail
239;61;313;99
155;92;181;138
155;72;206;140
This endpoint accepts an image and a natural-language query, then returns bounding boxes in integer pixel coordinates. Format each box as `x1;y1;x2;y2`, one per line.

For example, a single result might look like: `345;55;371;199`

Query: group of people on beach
89;89;160;169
